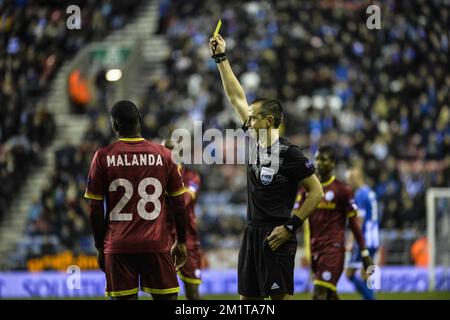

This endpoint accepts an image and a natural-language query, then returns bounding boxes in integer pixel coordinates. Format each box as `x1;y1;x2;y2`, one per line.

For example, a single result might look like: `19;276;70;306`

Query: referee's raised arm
209;34;249;124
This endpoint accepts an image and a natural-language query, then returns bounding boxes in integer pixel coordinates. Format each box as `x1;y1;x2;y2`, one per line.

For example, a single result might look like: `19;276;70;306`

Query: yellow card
213;19;222;38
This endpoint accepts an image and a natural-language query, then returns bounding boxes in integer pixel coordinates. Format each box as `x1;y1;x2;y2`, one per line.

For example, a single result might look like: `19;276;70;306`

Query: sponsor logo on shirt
305;160;313;168
325;191;335;201
322;271;332;281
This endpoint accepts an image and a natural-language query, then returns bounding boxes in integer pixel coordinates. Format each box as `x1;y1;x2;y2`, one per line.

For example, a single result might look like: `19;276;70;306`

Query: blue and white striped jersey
355;185;379;249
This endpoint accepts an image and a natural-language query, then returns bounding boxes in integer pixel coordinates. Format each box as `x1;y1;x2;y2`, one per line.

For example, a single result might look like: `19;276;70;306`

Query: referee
210;34;324;300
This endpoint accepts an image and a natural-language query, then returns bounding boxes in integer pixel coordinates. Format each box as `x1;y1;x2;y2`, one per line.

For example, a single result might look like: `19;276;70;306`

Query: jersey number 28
108;178;162;221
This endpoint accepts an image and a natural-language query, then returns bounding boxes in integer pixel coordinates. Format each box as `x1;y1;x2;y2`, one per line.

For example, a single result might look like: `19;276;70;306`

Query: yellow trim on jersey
321;176;335;187
84;191;104;200
167;188;186;197
317;202;336;210
105;287;139;297
184;187;197;200
313;280;337;291
118;137;145;142
346;211;358;218
142;286;180;295
303;218;311;265
178;272;202;285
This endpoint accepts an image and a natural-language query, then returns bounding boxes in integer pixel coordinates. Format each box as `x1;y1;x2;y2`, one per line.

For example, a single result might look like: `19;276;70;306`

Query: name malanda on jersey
106;154;163;167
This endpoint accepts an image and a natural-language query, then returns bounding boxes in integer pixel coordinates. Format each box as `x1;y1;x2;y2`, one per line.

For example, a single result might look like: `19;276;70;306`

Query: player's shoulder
279;136;298;150
333;178;353;194
357;185;375;198
139;140;172;157
94;141;119;157
145;139;167;153
183;166;198;176
183;166;201;182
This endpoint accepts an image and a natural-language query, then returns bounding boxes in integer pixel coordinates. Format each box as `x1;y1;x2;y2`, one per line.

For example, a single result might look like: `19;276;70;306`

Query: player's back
297;177;357;254
88;138;185;254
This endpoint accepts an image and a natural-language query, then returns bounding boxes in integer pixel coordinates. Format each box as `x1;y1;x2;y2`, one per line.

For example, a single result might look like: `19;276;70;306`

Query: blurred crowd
15;141;95;261
0;0;141;239
6;0;450;267
152;0;449;232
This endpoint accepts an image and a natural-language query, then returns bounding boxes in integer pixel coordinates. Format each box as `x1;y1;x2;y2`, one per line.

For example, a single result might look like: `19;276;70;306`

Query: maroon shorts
311;250;345;291
104;252;179;298
178;247;202;285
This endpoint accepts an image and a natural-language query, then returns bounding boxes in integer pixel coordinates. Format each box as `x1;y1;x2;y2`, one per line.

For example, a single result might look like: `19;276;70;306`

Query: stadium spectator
68;69;93;113
0;0;142;223
410;235;429;267
153;0;449;231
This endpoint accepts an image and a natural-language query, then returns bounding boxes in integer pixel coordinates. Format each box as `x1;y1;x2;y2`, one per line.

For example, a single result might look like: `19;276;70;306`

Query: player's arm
209;34;249;123
346;214;364;251
184;185;195;207
88;199;106;272
166;158;188;270
268;174;323;251
348;215;373;269
184;173;200;206
346;194;373;270
88;199;106;249
168;193;188;245
291;174;324;222
166;167;188;245
84;150;107;271
168;193;188;271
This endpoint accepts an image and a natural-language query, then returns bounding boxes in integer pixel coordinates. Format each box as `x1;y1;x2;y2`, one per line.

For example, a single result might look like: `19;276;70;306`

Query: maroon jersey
84;138;185;254
294;176;358;255
167;166;201;249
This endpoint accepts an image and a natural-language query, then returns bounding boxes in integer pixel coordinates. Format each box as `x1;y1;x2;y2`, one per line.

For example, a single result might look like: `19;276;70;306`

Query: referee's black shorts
238;224;297;297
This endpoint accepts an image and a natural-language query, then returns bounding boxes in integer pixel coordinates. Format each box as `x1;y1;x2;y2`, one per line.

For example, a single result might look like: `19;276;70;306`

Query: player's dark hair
318;145;337;163
110;100;142;136
252;98;283;128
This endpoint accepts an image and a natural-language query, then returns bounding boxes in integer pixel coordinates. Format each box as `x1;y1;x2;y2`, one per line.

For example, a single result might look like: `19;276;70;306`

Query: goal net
426;188;450;291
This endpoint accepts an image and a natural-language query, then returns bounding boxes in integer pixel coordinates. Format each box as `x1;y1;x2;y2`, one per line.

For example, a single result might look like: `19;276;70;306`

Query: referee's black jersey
245;132;316;226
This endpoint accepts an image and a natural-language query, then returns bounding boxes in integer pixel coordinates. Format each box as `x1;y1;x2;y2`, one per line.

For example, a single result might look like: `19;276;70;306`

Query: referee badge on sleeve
305;160;313;168
260;167;275;185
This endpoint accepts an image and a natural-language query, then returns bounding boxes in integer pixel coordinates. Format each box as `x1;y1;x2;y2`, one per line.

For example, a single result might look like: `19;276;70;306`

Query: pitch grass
20;292;450;300
199;292;450;300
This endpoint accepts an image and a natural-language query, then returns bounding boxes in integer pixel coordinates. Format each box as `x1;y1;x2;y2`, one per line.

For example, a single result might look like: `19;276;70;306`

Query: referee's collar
321;176;335;187
258;137;280;151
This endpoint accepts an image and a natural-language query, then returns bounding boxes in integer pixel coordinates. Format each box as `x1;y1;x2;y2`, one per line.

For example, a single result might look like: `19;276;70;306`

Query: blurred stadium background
0;0;449;299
